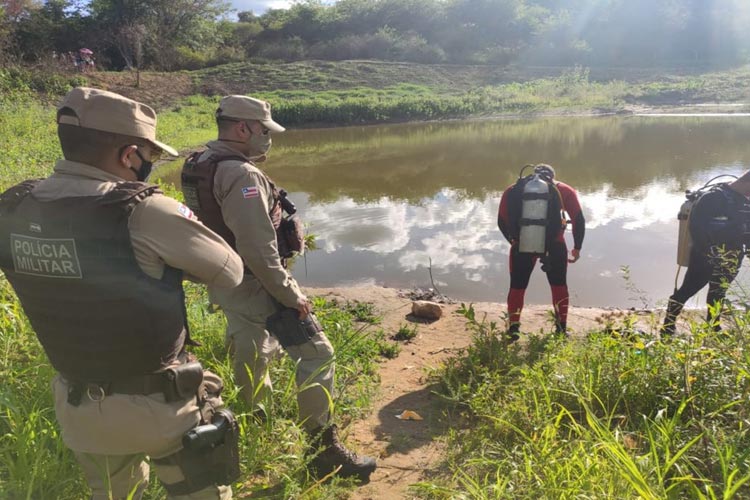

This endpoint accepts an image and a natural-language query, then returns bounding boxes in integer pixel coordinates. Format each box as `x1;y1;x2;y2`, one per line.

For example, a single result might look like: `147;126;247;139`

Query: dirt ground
84;71;195;110
304;286;660;499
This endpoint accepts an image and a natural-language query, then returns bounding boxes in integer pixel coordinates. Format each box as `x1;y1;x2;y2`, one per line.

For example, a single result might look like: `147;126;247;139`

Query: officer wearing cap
180;95;376;481
0;88;244;499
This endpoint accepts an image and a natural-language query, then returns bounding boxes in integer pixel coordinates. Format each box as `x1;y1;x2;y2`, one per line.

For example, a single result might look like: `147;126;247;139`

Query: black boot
555;321;568;338
661;299;682;338
505;323;520;342
308;425;377;482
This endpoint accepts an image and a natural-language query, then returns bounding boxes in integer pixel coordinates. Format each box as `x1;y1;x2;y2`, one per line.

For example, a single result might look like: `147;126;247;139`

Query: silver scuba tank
677;196;693;267
519;174;549;254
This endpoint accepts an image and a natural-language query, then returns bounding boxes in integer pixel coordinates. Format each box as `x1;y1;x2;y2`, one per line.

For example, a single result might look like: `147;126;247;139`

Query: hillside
81;60;750;112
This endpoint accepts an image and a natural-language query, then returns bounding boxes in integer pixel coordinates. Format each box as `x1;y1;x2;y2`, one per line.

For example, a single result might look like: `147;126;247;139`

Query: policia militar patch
11;233;82;279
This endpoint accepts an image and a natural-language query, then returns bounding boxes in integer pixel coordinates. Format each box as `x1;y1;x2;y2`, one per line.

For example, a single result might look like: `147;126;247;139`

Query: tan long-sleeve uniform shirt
33;160;244;286
202;140;304;307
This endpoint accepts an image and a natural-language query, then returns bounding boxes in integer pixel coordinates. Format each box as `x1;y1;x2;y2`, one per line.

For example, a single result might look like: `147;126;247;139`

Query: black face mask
132;149;153;182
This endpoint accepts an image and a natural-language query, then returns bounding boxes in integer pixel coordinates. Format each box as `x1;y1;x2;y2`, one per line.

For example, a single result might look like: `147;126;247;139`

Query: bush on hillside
169;46;246;71
307;28;446;64
255;36;307;62
0;66;86;96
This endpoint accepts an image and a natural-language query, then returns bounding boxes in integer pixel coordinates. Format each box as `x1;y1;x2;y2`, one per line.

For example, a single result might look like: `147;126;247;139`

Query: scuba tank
519;173;549;254
676;197;694;267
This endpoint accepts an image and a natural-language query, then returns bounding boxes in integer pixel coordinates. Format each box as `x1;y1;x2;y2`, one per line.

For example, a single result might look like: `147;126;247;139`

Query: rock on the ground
412;300;443;320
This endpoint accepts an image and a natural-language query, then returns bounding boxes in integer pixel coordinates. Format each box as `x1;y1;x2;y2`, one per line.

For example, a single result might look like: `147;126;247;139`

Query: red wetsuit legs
508;288;525;325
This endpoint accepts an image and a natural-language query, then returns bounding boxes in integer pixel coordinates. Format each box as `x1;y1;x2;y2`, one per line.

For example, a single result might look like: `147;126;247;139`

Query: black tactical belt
64;372;176;406
519;218;547;226
521;193;548;200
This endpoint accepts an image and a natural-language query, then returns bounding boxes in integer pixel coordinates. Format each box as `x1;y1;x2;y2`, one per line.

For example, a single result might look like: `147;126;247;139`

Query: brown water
162;116;750;308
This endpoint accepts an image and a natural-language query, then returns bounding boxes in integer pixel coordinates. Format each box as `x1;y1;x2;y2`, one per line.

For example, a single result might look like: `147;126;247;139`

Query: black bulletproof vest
0;180;188;380
181;151;285;255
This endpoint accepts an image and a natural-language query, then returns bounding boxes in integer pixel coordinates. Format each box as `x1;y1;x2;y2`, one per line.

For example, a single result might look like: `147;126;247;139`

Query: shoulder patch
177;203;194;219
241;186;260;199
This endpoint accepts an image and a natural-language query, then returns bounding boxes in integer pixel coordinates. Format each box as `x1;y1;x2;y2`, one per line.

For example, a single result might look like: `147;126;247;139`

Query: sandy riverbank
303;285;666;499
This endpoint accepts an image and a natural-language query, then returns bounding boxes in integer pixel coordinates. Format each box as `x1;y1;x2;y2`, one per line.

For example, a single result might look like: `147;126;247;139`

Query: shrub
171;46;210;71
0;66;86;96
255;36;307;62
307;28;446;64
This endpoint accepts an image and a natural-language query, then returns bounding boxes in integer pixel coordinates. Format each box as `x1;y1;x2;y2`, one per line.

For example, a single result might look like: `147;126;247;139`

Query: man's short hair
217;117;241;135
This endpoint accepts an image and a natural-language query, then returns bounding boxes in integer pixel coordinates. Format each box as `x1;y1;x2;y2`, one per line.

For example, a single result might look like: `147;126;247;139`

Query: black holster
266;308;323;348
163;361;204;402
154;408;241;495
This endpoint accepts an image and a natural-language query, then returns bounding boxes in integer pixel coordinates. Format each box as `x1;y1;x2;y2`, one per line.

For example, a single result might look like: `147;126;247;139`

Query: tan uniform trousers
52;374;232;500
211;276;335;431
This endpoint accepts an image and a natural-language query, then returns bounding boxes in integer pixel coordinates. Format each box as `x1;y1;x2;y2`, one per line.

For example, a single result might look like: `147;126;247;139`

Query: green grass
1;94;61;186
393;323;419;342
340;300;382;325
190;60;750;100
166;69;630;129
413;304;750;499
0;274;393;499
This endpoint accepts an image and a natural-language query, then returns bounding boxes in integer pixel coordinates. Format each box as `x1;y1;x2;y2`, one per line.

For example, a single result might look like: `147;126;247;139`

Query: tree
1;0;39;22
0;5;13;64
90;0;230;69
113;21;146;84
10;0;90;62
237;10;256;23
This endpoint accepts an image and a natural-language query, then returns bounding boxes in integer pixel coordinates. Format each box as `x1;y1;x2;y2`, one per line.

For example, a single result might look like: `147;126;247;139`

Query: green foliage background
4;0;750;70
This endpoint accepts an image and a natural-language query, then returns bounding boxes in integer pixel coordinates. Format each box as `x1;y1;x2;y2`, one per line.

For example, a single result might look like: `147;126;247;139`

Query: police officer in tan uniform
180;95;376;481
0;88;244;499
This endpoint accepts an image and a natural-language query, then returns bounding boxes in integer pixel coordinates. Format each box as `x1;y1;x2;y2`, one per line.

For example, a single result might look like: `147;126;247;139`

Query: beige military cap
57;87;178;156
216;95;285;132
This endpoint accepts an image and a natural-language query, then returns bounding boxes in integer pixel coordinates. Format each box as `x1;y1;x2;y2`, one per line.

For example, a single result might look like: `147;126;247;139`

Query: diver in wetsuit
663;173;750;336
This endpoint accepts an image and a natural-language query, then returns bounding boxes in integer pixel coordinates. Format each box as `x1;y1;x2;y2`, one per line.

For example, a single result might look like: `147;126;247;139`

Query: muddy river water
164;115;750;308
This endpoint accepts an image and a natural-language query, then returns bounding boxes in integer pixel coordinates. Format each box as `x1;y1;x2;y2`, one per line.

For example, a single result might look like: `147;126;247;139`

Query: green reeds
417;305;750;499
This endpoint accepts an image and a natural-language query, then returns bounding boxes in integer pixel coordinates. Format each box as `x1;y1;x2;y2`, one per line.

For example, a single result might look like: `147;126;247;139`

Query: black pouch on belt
266;308;323;348
155;409;240;495
163;361;204;402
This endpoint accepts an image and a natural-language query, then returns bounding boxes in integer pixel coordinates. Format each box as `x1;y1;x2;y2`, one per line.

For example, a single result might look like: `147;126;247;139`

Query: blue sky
228;1;294;14
229;1;337;14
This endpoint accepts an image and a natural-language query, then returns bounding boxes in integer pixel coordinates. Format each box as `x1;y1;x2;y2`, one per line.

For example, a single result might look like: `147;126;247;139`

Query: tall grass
0;275;396;498
414;305;750;498
172;70;627;128
0;276;84;499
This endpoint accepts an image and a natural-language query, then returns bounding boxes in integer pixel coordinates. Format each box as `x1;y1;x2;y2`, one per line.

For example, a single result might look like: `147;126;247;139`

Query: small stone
412;300;443;320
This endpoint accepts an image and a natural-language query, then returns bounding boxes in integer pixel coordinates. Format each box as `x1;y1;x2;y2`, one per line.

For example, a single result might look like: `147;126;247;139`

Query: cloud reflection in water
296;184;692;307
